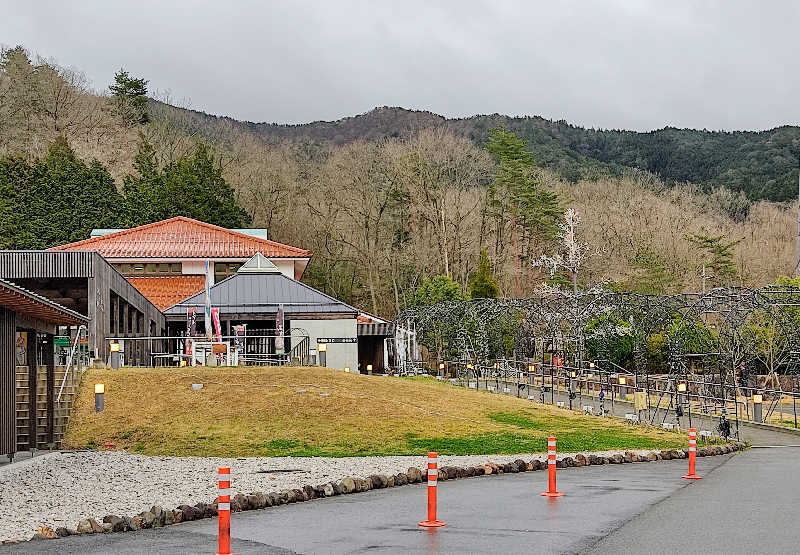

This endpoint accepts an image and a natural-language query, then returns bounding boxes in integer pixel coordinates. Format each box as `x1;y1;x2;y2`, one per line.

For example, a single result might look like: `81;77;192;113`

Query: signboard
317;337;358;344
233;324;246;350
54;336;72;347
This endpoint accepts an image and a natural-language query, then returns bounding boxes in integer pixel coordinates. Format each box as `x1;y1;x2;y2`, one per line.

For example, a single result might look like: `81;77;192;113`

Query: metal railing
104;333;311;367
56;325;88;403
403;357;800;439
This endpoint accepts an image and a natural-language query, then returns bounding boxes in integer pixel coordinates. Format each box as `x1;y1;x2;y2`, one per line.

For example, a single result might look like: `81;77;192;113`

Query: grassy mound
65;366;685;457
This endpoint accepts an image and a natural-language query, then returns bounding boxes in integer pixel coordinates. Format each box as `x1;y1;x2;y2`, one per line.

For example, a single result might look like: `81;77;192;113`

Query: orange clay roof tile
47;216;311;259
126;275;206;310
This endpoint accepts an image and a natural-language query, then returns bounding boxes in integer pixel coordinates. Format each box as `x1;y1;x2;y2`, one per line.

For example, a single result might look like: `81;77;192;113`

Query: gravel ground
0;449;652;542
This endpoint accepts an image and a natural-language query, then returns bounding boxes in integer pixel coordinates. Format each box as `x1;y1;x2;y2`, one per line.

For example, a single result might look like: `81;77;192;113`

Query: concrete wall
182;260;206;275
296;318;358;372
183;259;294;280
273;260;295;280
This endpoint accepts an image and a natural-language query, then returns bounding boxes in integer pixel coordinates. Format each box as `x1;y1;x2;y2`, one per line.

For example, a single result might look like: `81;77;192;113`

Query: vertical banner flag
204;260;213;340
212;308;223;343
275;303;285;354
186;307;197;356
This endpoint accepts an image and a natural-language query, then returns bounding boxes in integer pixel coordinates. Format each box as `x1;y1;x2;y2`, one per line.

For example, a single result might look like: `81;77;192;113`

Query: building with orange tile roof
48;217;312;309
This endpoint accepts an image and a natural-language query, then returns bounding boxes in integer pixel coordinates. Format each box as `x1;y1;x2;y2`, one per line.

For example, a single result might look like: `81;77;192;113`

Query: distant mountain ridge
163;104;800;202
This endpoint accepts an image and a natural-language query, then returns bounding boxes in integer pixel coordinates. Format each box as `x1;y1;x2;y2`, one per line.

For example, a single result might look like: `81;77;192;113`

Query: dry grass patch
65;366;685;457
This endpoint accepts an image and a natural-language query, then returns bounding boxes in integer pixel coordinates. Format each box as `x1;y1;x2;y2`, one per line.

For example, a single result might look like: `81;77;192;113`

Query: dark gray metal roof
163;272;359;318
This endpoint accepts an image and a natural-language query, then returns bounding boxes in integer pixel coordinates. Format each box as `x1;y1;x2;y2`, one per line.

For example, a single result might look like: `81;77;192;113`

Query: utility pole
796;155;800;276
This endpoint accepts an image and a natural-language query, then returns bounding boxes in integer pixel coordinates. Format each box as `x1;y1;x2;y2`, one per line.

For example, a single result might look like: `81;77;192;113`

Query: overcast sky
3;0;799;131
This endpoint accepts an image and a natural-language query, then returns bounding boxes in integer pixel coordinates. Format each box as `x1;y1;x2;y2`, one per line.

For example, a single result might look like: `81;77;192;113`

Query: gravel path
0;449;652;542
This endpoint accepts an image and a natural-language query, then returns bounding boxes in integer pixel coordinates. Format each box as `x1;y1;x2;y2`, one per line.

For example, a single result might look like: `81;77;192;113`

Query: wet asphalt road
584;446;800;555
2;454;735;555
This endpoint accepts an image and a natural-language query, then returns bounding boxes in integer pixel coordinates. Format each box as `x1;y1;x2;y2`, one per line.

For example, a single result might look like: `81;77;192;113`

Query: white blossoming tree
533;208;600;293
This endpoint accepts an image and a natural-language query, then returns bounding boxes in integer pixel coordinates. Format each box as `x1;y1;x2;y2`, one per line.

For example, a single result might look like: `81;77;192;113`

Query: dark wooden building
0;251;165;363
0;278;88;459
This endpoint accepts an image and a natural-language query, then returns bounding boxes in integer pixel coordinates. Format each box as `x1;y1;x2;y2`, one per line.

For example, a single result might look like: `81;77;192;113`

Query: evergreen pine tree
109;68;150;125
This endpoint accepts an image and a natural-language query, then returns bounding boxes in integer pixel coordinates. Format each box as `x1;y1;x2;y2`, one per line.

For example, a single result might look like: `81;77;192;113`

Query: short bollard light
94;383;105;412
753;394;763;422
110;340;121;370
418;452;446;527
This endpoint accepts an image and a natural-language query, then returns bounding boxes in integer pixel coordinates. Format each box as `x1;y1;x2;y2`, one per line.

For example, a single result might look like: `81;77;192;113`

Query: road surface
2;454;734;554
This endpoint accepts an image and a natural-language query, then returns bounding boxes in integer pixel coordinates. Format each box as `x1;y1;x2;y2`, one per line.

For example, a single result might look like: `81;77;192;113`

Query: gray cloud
3;0;799;130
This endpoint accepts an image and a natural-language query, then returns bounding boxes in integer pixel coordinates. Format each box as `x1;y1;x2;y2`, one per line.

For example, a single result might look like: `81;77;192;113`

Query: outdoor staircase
15;365;81;451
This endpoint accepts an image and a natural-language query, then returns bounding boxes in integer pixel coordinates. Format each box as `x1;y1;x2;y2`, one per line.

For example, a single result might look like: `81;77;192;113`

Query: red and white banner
211;308;222;342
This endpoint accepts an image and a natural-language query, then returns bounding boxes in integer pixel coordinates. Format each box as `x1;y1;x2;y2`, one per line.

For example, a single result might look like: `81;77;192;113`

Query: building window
113;262;182;275
214;263;242;283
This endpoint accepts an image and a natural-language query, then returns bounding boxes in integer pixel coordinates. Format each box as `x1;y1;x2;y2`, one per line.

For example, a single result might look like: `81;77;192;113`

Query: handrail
56;325;87;403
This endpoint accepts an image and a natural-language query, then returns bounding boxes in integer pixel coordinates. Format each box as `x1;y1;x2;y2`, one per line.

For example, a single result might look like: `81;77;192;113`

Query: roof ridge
47;217;180;251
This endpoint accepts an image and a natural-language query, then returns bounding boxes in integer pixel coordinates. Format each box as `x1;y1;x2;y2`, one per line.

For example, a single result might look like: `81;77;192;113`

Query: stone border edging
12;442;746;543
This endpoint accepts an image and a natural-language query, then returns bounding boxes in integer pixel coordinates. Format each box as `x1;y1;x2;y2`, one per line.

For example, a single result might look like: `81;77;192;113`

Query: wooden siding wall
88;253;165;362
0;252;165;362
0;307;16;455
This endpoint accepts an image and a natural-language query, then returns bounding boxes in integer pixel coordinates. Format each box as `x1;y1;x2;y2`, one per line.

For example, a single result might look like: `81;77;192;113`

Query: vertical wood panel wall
0;307;16;455
0;252;165;362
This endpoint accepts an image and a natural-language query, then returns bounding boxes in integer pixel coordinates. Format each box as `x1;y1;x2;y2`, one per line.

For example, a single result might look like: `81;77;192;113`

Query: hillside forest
1;45;798;318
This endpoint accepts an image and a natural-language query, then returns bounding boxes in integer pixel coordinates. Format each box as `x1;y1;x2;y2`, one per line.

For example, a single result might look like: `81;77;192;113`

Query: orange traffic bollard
418;452;446;527
682;428;702;480
216;467;238;555
541;436;564;497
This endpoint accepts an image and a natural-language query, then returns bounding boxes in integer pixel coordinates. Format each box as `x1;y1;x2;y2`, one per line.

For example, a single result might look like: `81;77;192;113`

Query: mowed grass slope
65;366;685;457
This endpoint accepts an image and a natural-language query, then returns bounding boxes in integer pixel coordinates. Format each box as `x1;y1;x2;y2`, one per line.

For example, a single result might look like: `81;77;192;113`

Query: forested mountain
1;44;797;317
178;105;800;202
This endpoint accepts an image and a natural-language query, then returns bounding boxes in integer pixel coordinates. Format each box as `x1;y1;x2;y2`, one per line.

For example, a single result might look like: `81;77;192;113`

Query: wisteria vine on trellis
397;286;800;382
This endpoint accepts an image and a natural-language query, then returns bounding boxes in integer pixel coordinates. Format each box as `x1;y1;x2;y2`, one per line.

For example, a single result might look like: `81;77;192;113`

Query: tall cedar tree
124;139;250;228
469;249;499;298
109;69;150;125
0;137;125;248
484;129;562;295
485;128;562;243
